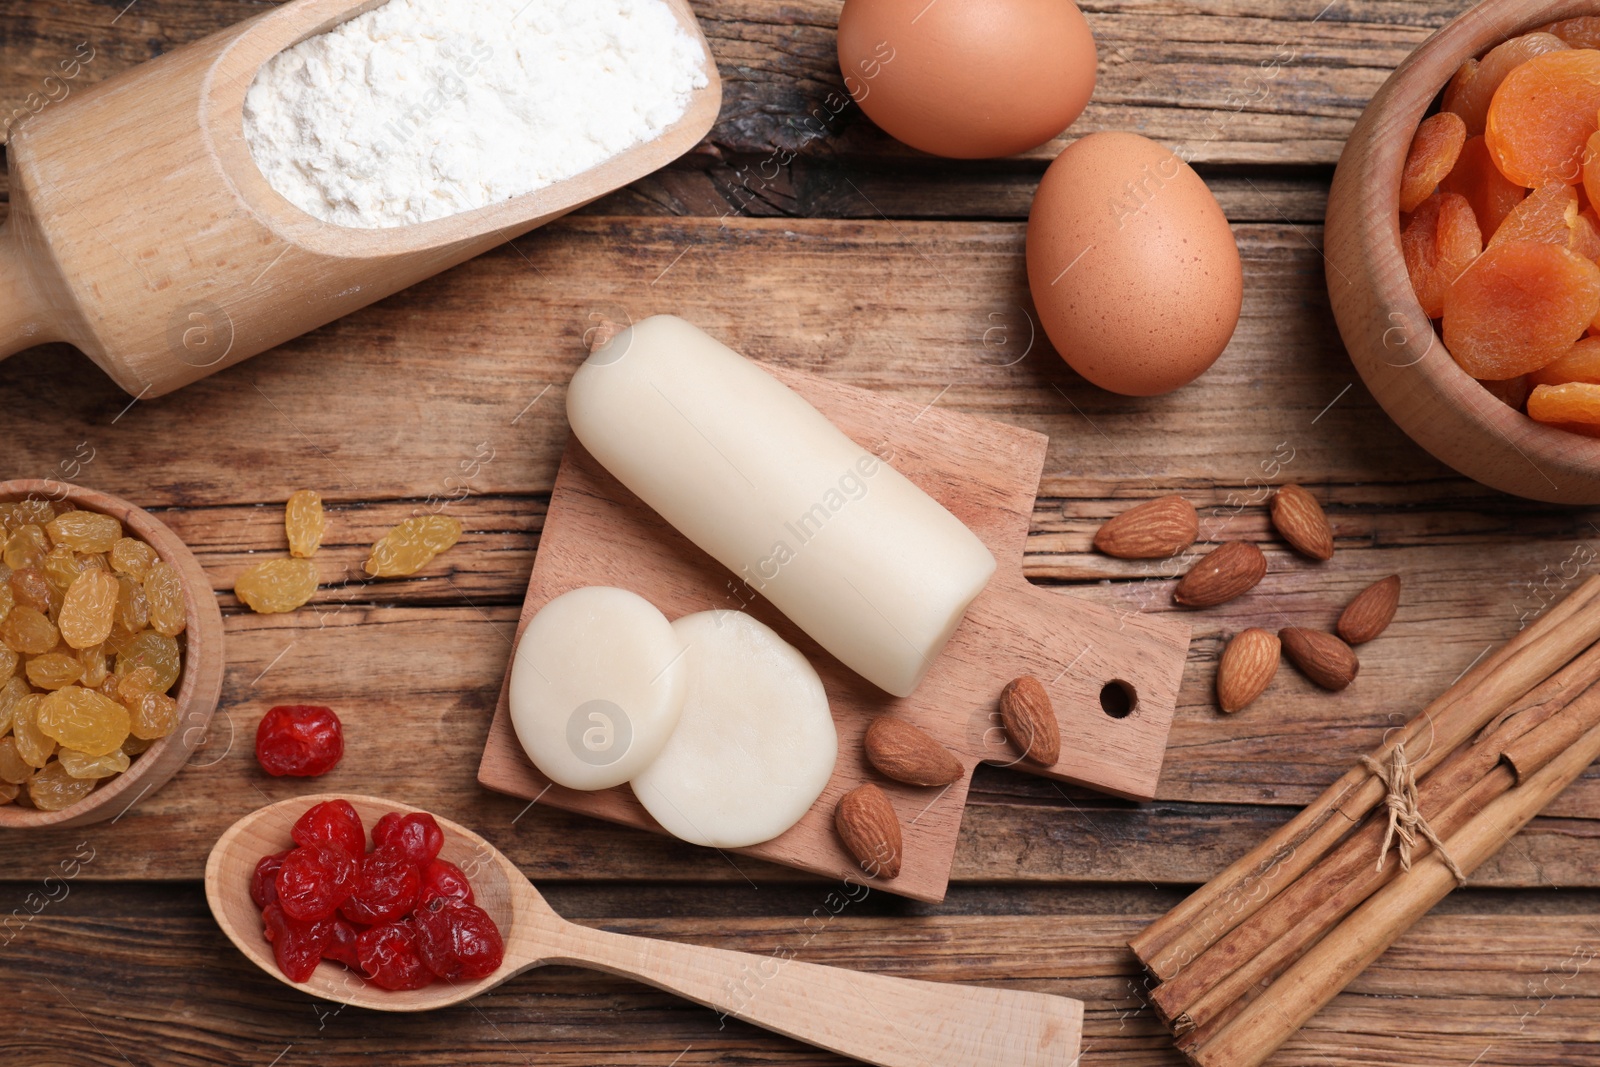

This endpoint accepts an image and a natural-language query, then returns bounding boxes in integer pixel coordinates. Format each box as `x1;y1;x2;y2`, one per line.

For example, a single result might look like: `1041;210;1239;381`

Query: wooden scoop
0;0;720;398
206;794;1083;1066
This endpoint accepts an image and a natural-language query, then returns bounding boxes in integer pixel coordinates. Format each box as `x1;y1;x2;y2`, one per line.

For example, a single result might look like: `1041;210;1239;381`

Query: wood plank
3;886;1596;1066
0;601;1589;884
0;0;1459;171
0;215;1490;505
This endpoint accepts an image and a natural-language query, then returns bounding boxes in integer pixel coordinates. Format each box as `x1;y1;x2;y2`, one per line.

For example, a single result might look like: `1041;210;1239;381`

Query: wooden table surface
5;1;1600;1064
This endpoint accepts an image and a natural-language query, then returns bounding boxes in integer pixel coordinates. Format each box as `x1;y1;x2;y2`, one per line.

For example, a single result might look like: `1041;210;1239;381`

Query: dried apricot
1528;380;1600;424
236;558;319;614
1490;182;1584;248
286;491;326;559
143;561;186;637
28;760;96;811
1531;336;1600;385
46;511;122;554
1403;193;1484;317
1486;50;1600;188
366;515;462;578
1401;111;1467;212
59;569;119;649
1544;17;1600;49
1445;32;1570;134
37;686;131;757
1441;135;1527;236
1443;240;1600;378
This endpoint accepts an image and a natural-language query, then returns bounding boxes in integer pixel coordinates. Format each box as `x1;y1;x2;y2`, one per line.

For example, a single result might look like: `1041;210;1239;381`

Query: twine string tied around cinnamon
1359;742;1467;884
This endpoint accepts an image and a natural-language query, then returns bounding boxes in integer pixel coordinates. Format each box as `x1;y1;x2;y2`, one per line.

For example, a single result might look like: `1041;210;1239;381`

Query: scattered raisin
285;491;326;559
365;515;462;578
235;558;318;614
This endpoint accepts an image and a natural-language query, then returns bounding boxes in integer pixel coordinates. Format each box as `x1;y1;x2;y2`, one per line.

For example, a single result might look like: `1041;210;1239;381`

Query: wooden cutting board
478;363;1192;902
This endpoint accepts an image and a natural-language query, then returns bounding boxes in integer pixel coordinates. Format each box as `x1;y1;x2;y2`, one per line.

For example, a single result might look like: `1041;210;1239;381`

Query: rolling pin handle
0;222;59;362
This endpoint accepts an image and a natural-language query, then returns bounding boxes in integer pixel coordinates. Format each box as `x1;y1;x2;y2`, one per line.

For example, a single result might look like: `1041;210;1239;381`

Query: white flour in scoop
243;0;708;229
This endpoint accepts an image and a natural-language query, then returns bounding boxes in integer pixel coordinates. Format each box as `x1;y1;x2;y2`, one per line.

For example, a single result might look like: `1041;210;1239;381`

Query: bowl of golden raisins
0;481;224;828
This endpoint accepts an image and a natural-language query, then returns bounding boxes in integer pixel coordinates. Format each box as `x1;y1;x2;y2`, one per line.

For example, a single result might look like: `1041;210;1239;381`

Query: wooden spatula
0;0;720;397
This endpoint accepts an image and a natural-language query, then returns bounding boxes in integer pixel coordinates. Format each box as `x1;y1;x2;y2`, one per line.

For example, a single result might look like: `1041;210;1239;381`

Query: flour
242;0;708;229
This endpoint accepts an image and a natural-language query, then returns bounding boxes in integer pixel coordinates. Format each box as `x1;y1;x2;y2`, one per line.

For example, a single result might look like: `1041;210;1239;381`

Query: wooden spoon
207;794;1082;1066
0;0;721;399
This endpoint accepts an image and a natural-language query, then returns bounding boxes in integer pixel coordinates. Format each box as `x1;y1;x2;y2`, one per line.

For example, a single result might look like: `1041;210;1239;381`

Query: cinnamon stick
1131;575;1600;979
1149;638;1600;1032
1189;706;1600;1067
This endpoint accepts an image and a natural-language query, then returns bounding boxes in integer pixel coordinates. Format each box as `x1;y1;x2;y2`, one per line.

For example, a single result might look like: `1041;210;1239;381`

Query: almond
1093;495;1199;559
999;675;1061;766
1216;628;1280;713
1338;575;1401;645
1279;627;1359;691
1174;541;1267;608
864;717;964;787
835;783;903;879
1270;484;1334;561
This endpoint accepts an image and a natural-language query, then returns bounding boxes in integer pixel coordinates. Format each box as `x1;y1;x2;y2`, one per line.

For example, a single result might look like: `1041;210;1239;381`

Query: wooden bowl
1325;0;1600;504
0;480;224;828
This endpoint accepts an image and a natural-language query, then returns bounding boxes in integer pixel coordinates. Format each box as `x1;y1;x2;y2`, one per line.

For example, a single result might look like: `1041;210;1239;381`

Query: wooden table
4;2;1599;1064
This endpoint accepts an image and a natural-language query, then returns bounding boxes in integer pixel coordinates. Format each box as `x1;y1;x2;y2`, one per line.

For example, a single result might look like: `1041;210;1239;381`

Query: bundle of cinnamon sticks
1132;575;1600;1066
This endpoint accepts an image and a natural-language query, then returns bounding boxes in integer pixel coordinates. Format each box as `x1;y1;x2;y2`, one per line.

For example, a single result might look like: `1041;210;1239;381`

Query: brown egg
1026;132;1243;396
837;0;1097;159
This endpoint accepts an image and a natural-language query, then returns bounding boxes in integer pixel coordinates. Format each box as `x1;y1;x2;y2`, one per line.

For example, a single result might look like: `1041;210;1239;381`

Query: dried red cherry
371;811;444;866
418;859;474;906
356;919;435;991
340;844;421;926
256;705;344;777
324;916;365;970
275;841;358;922
414;899;505;981
292;799;365;857
251;850;291;910
262;903;334;983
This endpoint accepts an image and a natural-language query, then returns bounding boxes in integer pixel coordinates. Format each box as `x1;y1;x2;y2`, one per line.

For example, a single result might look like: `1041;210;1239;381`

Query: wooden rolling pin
0;0;719;398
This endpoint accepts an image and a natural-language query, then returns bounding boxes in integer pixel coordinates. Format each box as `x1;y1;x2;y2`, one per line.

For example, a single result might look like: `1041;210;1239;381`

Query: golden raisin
0;646;17;684
3;525;50;570
45;511;122;554
37;686;131;758
143;561;186;637
0;675;27;731
109;537;156;580
10;499;56;527
77;644;109;689
0;738;29;785
57;747;130;780
2;606;60;656
128;691;179;741
366;515;462;578
11;694;56;767
286;490;326;559
27;761;96;811
25;653;84;690
116;575;150;632
115;632;181;693
235;557;318;614
59;569;119;650
0;581;12;627
9;566;54;614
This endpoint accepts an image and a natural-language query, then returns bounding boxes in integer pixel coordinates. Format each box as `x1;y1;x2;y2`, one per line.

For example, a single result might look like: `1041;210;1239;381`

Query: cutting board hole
1100;680;1136;719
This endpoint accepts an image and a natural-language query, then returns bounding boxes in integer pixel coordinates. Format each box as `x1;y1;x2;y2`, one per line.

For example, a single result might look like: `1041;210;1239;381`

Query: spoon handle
544;921;1082;1067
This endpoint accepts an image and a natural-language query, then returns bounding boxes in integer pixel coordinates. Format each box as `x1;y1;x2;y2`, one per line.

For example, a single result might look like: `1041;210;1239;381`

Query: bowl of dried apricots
1327;2;1600;504
0;481;224;828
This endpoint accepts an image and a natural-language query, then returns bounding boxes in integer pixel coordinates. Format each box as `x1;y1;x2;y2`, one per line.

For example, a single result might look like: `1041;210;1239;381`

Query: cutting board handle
0;222;62;361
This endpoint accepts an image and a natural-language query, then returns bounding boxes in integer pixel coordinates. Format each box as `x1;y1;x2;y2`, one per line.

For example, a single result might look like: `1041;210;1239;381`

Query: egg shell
1025;131;1243;396
837;0;1097;160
